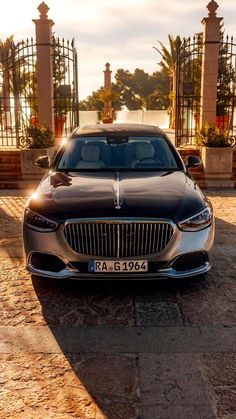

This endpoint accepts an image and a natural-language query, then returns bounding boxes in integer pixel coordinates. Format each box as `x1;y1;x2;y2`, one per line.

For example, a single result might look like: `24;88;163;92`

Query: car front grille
64;220;174;257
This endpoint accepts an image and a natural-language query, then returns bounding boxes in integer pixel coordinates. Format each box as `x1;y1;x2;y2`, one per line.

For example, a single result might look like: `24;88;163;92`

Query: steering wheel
135;158;162;167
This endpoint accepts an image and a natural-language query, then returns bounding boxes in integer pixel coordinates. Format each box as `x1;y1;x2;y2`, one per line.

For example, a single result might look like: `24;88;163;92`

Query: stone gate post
33;2;54;132
103;63;112;121
200;0;223;127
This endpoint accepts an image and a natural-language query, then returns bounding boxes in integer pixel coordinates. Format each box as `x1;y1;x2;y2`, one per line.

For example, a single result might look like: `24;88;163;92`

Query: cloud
1;0;236;100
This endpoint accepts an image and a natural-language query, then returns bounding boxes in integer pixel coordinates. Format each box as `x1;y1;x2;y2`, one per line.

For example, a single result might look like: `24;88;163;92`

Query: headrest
81;145;100;162
135;143;155;160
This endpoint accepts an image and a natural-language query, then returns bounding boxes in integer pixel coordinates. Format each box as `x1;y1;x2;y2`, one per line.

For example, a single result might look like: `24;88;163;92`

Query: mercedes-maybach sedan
23;124;214;280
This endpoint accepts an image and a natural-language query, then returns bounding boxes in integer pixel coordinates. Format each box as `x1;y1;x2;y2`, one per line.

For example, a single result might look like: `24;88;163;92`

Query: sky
0;0;236;99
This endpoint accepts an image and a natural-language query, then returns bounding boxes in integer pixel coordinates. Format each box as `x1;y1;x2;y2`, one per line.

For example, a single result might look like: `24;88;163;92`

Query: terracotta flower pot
215;115;229;130
102;118;113;124
30;115;39;127
54;115;67;138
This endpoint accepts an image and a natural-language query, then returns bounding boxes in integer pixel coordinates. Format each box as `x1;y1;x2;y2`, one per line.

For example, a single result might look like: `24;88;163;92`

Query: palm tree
154;35;182;128
0;35;14;127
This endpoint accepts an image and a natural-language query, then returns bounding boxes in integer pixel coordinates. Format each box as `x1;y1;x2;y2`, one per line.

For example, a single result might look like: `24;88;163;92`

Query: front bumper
23;218;215;280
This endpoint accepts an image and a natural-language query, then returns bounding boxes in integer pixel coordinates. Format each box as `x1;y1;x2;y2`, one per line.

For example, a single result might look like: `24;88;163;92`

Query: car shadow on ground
31;215;236;418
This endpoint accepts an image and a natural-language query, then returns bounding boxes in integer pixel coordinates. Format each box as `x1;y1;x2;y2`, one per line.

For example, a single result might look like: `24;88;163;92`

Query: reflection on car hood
28;170;207;223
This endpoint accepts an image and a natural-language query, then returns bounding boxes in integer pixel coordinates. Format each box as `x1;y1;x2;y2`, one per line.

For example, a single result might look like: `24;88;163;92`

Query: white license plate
89;259;148;273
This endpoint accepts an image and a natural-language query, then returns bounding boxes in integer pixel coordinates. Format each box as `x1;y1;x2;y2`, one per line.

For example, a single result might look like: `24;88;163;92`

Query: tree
153;35;182;127
79;68;169;112
0;35;14;125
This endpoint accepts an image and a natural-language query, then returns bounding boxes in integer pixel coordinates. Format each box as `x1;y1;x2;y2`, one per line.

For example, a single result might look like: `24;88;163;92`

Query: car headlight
24;208;58;232
178;207;213;232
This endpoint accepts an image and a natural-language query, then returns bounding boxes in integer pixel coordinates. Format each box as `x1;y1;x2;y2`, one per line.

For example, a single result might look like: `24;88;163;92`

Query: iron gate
53;37;79;138
0;38;37;147
175;35;203;147
217;35;236;133
0;37;79;147
175;34;236;147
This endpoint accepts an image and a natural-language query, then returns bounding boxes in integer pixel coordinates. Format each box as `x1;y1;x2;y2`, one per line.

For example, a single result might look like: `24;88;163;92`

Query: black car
23;124;214;280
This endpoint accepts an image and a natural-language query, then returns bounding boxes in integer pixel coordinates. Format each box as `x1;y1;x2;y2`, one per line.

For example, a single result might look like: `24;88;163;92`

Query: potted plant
54;95;71;138
98;88;119;123
195;122;233;175
20;125;58;178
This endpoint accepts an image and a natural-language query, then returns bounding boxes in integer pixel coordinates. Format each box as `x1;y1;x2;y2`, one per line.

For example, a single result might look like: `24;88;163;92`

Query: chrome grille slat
64;221;173;257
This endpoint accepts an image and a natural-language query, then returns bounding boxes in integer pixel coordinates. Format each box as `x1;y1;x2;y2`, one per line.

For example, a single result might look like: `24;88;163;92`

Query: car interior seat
76;144;105;168
130;143;157;167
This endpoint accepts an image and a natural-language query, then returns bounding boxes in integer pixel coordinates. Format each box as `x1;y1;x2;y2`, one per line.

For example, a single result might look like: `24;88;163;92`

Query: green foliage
54;96;71;117
79;68;169;111
22;125;55;149
98;88;120;103
217;30;236;115
195;122;231;147
153;35;182;77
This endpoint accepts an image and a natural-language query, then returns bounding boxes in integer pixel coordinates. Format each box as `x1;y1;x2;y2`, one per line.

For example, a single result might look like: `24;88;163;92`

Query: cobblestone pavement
0;190;235;418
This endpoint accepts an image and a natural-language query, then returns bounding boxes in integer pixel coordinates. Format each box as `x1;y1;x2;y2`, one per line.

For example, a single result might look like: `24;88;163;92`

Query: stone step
177;148;200;156
0;173;22;180
0;154;21;164
204;179;235;188
0;163;21;172
0;179;39;190
190;172;205;180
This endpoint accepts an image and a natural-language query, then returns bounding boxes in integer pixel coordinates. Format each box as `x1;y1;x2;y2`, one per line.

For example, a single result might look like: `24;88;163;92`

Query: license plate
89;259;148;273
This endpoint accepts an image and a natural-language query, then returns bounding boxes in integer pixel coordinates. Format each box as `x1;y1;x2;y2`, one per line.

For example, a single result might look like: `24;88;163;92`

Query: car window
57;136;179;171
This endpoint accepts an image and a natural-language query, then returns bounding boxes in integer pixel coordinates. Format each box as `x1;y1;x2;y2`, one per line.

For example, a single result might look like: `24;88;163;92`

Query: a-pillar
33;2;54;132
200;0;223;126
103;63;112;120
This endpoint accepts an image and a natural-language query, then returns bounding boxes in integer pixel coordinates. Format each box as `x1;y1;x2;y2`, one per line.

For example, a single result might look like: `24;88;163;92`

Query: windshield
57;136;180;171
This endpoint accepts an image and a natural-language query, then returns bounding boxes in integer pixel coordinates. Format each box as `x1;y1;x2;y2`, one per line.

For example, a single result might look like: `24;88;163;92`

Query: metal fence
175;35;203;147
0;37;79;147
53;37;79;138
0;38;37;147
217;35;236;133
175;34;236;147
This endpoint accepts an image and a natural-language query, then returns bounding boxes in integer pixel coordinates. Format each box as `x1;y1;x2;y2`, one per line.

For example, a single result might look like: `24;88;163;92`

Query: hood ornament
114;197;123;210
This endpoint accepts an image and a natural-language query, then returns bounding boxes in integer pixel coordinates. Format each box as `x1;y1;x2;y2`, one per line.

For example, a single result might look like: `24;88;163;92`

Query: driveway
0;190;235;418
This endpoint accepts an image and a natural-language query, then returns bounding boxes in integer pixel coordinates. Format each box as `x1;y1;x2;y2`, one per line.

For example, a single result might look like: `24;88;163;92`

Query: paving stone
0;326;236;354
143;405;216;419
0;353;140;419
214;387;236;418
135;301;183;326
69;354;139;400
178;270;236;326
200;354;236;387
0;354;101;418
139;354;214;408
200;354;236;419
33;278;135;327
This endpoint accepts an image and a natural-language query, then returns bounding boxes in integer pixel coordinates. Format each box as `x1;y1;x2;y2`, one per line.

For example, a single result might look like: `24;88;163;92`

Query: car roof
71;123;165;138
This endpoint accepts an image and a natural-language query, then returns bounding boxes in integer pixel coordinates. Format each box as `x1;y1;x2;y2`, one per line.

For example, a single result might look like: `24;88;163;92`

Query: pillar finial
38;2;49;19
207;0;219;17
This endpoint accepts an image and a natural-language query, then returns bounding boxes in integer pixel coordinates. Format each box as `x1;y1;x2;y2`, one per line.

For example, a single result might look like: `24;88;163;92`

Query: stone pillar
200;0;223;127
103;63;112;120
33;2;54;131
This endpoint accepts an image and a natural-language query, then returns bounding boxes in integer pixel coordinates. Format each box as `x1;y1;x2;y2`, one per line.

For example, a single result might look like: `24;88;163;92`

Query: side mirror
186;155;201;168
35;155;50;169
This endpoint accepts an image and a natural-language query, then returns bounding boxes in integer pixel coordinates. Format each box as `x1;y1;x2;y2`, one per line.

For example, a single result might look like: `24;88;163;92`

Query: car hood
28;170;207;223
